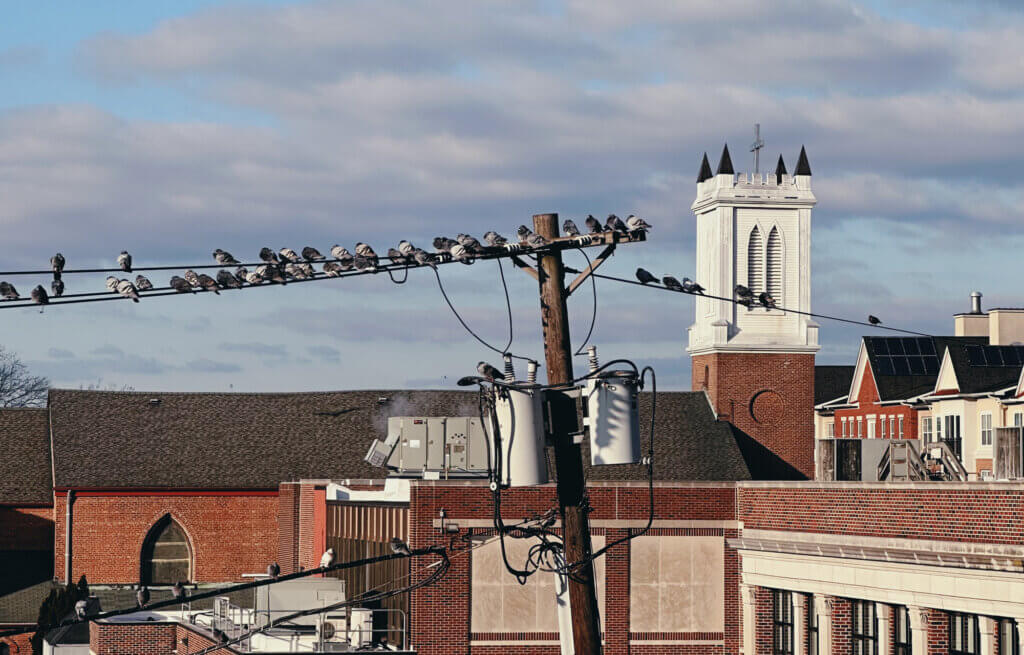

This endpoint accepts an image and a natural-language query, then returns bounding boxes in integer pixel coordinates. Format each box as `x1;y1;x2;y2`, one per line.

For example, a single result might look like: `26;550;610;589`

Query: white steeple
686;144;820;355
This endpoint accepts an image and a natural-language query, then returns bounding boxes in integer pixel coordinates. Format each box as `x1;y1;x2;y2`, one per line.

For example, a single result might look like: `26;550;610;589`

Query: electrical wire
572;247;597;357
587;271;932;337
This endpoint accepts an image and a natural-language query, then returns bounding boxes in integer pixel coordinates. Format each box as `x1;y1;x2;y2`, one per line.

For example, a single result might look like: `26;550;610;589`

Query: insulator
503;353;515;382
526;360;538;384
587;345;599;373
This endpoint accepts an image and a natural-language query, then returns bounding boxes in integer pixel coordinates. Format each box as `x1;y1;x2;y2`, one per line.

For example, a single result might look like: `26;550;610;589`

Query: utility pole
533;212;602;655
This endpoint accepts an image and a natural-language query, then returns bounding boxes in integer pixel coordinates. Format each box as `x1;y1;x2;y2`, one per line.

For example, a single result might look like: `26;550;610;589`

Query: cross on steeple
749;123;764;174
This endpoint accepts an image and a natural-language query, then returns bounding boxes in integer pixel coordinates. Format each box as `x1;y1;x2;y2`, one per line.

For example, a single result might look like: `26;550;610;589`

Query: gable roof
861;336;988;402
814;366;855;405
938;342;1024;395
48;388;756;489
0;408;52;505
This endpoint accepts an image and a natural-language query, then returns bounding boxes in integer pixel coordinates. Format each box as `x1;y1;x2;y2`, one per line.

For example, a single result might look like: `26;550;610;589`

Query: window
766;227;783;304
881;416;887;438
858;418;863;438
140;514;192;585
809;598;819;655
842;418;848;437
945;415;963;458
851;600;878;655
981;413;993;446
773;590;794;655
890;417;896;439
827;421;835;438
949;612;980;655
899;416;904;438
895;606;912;655
1014;413;1023;428
1000;619;1019;655
748;226;763;296
923;417;933;443
868;418;876;439
936;415;943;441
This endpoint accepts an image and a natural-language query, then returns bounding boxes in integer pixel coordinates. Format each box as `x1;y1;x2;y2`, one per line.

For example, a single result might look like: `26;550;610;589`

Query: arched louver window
747;226;763;295
766;227;782;304
140;515;192;585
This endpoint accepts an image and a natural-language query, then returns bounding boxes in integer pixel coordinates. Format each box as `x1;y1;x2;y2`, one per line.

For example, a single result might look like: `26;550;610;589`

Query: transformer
493;383;549;487
582;346;641;465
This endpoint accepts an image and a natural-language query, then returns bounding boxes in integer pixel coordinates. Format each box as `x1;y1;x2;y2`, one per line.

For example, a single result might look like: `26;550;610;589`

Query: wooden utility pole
533;212;603;655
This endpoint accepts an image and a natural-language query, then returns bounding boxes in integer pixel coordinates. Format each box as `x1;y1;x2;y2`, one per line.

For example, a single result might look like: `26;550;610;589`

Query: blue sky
2;0;1024;392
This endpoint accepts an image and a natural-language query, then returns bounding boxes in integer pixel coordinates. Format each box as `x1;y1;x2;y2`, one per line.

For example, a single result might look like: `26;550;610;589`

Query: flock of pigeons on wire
6;213;652;306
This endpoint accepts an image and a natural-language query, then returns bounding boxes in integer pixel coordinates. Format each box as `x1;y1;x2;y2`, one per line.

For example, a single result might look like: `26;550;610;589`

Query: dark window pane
903;338;920;355
893;357;911;376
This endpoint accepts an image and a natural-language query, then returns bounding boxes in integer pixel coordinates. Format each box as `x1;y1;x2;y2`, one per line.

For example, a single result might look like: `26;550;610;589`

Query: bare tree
0;346;49;407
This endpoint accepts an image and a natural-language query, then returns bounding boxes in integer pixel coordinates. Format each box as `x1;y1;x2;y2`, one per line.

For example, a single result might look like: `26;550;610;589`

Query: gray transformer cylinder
585;371;641;465
494;383;549;487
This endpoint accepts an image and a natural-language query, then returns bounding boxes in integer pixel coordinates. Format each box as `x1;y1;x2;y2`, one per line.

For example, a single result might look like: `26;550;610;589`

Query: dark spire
795;145;811;176
716;144;734;175
697;152;713;183
774;154;787;184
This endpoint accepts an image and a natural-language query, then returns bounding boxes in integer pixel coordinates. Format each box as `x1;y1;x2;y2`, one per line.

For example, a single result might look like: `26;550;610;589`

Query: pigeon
233;267;249;285
562;219;580;237
197;273;220;294
735;284;754;306
183;270;201;289
51;253;65;275
279;248;301;263
477;361;504;381
517;225;547;248
75;599;88;620
353;253;375;272
259;247;279;264
31;285;49;305
284;263;306;280
330;245;350;260
51;279;64;297
605;214;628;232
868;315;882;325
355;243;379;267
267;562;280;580
135;275;154;291
398;240;415;257
302;246;325;261
758;292;776;309
412;249;437;269
255;264;285;284
169;276;192;293
335;251;354;270
116;279;141;302
245;269;265;285
117;251;132;272
456;234;483;253
626;215;652;232
450;243;473;264
662;276;684;292
432;237;457;253
172;581;186;600
390;537;412;557
216;270;242;289
136;586;150;608
213;249;239;265
635;268;658;285
681;277;705;295
584;215;601;233
319;548;335;569
482;231;507;247
0;282;17;300
301;263;317;278
323;261;344;277
105;276;120;293
387;248;407;265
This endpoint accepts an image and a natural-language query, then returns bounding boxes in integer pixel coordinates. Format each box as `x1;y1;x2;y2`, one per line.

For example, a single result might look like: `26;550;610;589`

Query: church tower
687;143;819;478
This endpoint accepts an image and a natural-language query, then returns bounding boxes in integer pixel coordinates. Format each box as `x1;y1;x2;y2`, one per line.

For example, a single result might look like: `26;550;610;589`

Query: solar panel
903;338;920;355
871;337;940;377
964;344;1024;367
888;338;905;355
908;357;925;375
873;338;889;355
875;356;894;376
919;340;936;356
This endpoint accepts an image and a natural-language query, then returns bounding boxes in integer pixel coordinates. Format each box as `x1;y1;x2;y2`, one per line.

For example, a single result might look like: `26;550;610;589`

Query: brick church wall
55;491;279;584
693;352;816;478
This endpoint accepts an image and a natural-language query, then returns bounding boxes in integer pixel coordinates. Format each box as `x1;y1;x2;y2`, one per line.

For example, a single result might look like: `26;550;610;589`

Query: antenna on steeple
750;123;764;174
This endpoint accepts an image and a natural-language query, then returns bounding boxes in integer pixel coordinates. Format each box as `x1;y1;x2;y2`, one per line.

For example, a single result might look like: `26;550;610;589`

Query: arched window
747;226;763;294
703;365;709;390
140;515;192;585
766;227;782;303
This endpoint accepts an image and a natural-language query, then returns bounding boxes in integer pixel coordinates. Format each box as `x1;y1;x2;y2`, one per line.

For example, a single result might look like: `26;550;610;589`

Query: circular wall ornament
750;390;784;425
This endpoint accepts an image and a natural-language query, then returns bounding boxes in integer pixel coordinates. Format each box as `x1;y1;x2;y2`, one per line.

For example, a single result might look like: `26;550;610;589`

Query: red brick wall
297;482;327;572
833;364;919;440
926;609;948;655
754;586;773;655
56;491;278;584
278;482;300;575
0;505;53;550
738;484;1024;544
0;631;33;654
693;352;815;478
176;623;237;655
408;482;737;655
90;621;177;655
829;596;851;655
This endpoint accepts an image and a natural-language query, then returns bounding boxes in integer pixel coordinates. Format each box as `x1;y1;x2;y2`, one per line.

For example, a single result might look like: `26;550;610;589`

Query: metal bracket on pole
509;255;539;281
565;244;615;297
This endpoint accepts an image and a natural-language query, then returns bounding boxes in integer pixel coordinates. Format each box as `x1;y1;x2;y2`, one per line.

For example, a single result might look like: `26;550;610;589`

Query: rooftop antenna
750;123;764;174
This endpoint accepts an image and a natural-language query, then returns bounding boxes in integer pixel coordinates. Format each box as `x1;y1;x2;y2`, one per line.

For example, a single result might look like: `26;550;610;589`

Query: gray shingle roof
0;408;51;505
49;388;755;489
814;366;855;405
943;342;1022;395
863;336;988;401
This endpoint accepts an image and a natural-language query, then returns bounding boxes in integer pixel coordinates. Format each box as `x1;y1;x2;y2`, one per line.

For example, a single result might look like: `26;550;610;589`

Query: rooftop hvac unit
364;417;490;477
319;609;374;648
493;383;548;487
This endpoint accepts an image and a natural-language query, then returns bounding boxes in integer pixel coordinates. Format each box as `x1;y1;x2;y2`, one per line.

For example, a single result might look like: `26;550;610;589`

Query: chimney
970;291;983;315
954;291;988;337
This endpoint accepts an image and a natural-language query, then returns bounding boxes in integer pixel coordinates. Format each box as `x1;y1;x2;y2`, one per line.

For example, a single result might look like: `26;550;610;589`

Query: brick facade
833;366;919;441
0;506;53;551
278;482;300;575
693;352;816;478
55;491;279;584
89;621;177;655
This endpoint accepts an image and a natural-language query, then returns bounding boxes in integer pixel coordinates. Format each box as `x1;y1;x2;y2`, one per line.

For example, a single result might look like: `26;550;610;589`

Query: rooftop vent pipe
971;291;983;315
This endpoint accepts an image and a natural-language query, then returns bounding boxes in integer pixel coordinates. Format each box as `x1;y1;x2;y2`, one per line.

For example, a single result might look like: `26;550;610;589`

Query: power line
572;247;597;356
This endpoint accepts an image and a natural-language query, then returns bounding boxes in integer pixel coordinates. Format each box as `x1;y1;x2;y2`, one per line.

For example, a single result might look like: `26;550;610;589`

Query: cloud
48;347;75;359
185;358;242;373
306;344;341;363
218;342;288;357
90;344;125;357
